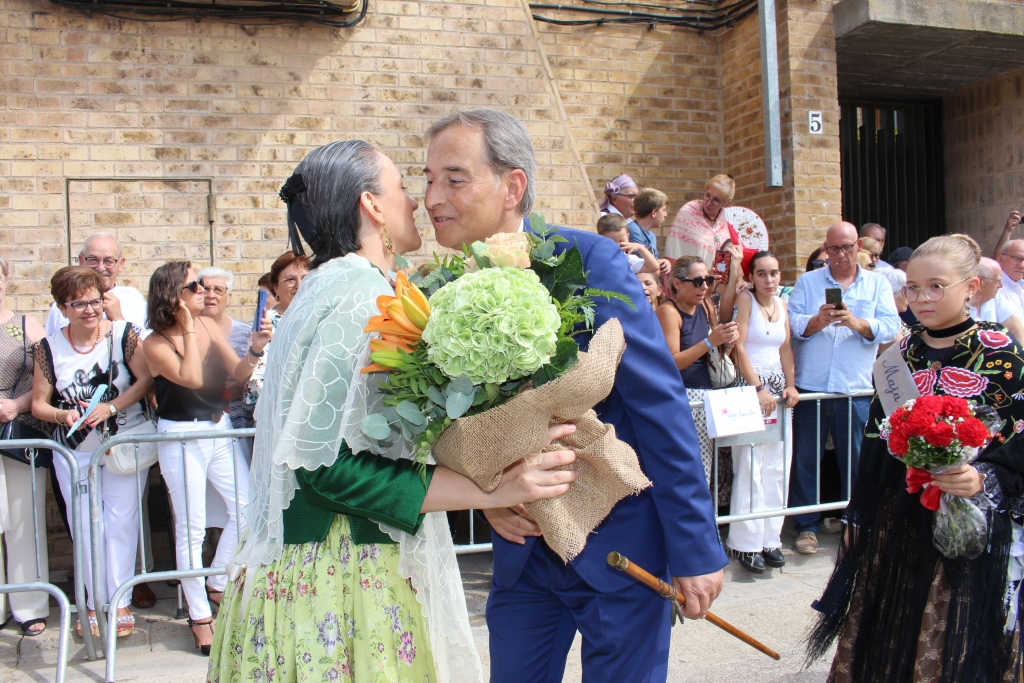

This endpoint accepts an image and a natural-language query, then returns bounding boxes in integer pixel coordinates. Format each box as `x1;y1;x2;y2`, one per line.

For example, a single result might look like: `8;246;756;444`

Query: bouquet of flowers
358;215;652;562
880;395;1001;559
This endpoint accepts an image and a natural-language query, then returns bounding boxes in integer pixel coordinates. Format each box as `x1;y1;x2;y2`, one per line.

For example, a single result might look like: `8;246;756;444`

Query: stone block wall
944;68;1024;254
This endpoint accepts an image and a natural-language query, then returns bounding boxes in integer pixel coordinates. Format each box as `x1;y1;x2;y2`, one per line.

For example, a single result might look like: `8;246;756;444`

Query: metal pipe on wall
759;0;783;187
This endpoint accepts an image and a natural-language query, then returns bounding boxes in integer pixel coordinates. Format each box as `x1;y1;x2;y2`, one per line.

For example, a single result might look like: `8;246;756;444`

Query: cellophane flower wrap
880;395;1001;559
358;215;652;562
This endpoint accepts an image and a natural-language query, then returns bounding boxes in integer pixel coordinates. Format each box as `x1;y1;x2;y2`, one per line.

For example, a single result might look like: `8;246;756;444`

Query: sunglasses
811;259;828;269
677;275;716;288
181;280;205;294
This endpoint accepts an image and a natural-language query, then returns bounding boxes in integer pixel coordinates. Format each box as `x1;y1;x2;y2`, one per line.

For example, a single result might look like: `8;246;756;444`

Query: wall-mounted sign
809;111;823;135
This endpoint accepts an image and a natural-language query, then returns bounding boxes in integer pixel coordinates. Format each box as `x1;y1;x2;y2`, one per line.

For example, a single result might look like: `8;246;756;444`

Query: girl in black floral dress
808;234;1024;682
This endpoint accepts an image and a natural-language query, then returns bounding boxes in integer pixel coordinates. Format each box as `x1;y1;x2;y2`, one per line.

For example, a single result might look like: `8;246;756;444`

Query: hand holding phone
825;287;845;311
252;289;268;333
713;249;731;276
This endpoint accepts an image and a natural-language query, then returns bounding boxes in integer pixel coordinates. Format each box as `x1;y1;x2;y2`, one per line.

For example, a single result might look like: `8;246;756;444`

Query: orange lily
362;274;431;373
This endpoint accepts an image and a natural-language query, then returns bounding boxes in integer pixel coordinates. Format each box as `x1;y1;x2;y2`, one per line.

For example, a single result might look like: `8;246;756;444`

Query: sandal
20;618;46;637
188;617;214;657
116;612;135;638
74;613;99;638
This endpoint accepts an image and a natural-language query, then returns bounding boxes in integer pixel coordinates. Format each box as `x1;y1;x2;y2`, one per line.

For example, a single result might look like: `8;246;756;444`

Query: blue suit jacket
491;223;728;592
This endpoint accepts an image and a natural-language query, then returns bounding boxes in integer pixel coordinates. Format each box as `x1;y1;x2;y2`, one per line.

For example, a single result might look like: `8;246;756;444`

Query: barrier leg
0;582;71;683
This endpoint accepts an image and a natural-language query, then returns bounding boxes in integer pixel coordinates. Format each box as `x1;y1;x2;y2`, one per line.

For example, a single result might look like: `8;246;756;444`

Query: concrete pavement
1;526;838;682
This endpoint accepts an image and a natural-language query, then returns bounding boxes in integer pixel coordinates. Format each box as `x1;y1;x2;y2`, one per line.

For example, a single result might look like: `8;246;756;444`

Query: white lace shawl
235;254;482;683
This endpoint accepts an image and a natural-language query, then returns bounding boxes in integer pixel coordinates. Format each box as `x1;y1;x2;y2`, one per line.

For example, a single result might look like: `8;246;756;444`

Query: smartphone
825;287;845;311
713;249;731;275
252;289;268;333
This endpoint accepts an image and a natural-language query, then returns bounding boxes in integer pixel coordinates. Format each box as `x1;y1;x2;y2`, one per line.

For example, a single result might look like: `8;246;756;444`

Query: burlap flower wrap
431;318;652;562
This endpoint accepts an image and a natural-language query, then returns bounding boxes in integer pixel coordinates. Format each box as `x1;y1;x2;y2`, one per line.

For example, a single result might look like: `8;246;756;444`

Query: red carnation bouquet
880;395;1001;559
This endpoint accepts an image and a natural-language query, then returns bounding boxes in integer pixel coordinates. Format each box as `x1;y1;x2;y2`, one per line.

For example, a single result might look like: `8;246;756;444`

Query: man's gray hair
880;266;906;294
860;223;886;238
427;108;536;216
197;266;234;291
80;232;123;259
1001;239;1024;256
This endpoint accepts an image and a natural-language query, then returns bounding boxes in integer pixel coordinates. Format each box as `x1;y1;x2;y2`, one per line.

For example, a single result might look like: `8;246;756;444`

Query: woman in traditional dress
807;233;1024;682
664;174;736;265
206;140;578;682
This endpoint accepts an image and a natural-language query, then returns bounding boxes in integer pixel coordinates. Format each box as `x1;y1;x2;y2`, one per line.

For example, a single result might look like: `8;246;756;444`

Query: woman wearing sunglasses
656;256;739;483
31;266;154;638
142;262;271;655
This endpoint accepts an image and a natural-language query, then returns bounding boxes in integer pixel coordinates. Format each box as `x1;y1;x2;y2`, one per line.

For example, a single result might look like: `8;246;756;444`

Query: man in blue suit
424;108;728;682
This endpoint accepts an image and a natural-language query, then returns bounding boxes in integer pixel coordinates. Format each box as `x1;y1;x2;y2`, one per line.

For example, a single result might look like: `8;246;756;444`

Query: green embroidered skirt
207;515;436;682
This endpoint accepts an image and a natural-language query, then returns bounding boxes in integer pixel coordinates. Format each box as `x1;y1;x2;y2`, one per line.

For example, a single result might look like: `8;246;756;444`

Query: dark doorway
839;101;945;256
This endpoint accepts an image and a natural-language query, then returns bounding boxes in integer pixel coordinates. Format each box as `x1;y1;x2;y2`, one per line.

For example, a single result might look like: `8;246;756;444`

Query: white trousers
0;457;50;623
727;437;792;553
157;414;249;621
53;449;146;611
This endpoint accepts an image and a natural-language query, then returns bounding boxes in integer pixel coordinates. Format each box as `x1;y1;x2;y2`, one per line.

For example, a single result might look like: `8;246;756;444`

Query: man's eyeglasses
677;275;716;289
824;244;857;256
901;277;971;303
280;275;305;289
66;298;104;313
82;256;119;268
181;280;205;294
202;283;229;296
614;192;638;199
867;252;881;259
1003;253;1024;265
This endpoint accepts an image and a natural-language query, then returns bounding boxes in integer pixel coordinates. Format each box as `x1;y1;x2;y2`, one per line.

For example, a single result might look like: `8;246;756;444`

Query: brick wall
944;68;1024;253
538;19;723;241
0;0;602;323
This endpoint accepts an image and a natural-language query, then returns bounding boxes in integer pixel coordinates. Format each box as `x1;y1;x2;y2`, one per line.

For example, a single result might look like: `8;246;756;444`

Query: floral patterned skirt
207;515;436;683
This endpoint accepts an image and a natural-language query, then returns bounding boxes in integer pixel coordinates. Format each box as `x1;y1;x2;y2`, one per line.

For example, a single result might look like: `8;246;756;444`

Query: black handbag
0;316;52;468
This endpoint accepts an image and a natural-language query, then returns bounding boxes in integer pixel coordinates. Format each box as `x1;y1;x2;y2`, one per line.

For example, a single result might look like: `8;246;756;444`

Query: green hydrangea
422;267;561;385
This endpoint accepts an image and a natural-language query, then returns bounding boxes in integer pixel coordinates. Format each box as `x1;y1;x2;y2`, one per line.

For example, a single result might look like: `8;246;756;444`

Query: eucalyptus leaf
382;405;400;422
426;385;446;406
360;413;392;440
396;400;426;426
450;375;474;396
400;421;413;442
446;391;474;419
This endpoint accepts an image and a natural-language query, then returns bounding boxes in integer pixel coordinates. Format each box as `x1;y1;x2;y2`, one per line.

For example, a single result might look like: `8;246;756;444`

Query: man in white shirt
45;233;149;337
996;239;1024;313
971;257;1024;341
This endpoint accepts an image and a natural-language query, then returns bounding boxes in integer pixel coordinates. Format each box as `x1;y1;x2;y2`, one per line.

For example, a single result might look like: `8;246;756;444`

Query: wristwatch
107;402;118;416
754;384;765;393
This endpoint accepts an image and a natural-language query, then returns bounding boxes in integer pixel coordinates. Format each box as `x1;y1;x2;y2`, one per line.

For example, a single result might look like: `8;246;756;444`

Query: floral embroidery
206;515;433;682
913;369;937;395
979;329;1012;349
937;366;988;398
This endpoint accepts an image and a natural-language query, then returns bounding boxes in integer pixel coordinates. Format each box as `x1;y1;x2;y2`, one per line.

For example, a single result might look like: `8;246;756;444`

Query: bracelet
248;346;264;358
755;384;765;393
54;407;65;424
184;331;196;336
703;337;713;351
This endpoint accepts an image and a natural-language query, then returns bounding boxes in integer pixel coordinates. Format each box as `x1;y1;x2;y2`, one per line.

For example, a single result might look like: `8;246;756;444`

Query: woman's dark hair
749;250;778;274
147;261;191;332
283;140;385;269
51;266;105;308
805;246;827;272
268;251;311;297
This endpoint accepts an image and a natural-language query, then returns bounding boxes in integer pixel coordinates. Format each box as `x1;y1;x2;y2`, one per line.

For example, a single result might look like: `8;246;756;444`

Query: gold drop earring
381;218;394;255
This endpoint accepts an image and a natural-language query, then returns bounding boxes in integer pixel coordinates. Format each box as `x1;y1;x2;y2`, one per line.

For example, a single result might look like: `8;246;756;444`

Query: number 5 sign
809;111;823;134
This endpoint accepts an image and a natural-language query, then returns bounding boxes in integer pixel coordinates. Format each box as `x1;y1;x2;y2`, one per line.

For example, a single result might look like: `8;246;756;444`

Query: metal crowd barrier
452;389;875;554
0;438;95;683
88;427;253;682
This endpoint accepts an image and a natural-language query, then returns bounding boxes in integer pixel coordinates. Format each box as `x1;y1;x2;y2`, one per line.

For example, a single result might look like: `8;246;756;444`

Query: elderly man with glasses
971;257;1024;342
785;221;900;555
45;233;149;338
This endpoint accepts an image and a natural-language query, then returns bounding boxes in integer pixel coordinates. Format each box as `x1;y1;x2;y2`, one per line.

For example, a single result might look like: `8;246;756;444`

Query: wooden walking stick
608;552;780;660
